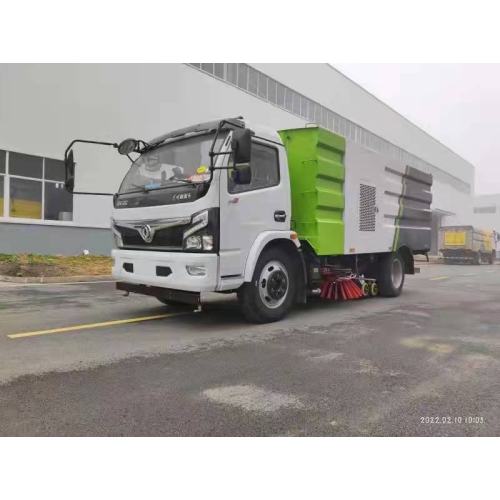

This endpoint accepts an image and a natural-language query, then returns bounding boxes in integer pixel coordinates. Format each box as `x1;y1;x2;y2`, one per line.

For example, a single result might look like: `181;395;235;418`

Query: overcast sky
335;64;500;195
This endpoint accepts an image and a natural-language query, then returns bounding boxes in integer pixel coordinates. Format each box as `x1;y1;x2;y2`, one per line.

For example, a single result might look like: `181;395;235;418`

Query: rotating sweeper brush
319;267;378;301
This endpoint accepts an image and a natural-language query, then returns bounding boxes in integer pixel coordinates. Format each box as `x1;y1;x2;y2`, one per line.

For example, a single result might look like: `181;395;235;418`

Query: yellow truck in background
439;226;496;264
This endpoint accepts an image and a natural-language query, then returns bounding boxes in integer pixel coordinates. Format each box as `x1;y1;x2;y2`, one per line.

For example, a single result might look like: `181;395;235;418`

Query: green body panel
278;127;345;256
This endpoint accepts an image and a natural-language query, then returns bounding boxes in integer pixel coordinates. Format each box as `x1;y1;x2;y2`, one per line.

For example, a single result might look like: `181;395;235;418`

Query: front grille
116;223;189;250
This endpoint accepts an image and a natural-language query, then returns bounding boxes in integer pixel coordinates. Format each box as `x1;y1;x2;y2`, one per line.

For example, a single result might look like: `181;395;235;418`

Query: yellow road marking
7;312;189;339
429;276;449;281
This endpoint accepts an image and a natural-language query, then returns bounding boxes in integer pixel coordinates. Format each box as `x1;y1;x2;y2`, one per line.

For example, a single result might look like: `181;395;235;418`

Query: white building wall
473;194;500;231
0;63;475;235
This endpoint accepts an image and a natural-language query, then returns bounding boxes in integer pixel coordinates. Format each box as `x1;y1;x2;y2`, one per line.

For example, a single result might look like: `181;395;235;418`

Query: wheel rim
258;260;289;309
391;257;403;289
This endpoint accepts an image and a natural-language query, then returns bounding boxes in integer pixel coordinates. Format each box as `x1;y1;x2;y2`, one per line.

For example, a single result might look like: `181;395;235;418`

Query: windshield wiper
120;179;199;196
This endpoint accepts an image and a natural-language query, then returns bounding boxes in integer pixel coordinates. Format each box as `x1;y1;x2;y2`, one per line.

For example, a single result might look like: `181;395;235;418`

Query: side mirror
231;128;252;165
64;149;75;193
231;164;251;185
118;138;138;155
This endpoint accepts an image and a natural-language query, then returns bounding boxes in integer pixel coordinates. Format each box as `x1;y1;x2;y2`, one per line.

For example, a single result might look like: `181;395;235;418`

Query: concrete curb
0;274;114;284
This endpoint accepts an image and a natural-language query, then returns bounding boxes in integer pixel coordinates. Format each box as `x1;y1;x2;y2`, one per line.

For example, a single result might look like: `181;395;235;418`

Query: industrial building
0;63;475;255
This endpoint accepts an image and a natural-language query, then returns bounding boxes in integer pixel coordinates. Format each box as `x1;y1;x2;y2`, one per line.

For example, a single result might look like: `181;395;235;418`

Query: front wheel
237;248;297;323
377;252;405;297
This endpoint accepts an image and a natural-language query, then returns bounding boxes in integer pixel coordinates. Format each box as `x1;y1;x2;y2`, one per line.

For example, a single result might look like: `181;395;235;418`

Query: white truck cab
110;118;297;308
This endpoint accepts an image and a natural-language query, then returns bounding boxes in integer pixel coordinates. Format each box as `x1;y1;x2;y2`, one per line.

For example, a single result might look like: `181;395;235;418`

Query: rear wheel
238;247;297;323
377;252;405;297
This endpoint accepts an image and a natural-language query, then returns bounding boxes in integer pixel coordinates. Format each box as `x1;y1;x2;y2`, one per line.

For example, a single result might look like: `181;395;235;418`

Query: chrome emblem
173;193;191;201
138;224;154;243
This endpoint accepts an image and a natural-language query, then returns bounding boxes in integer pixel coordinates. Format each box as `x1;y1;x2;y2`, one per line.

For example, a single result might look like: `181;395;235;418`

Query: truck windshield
118;133;223;194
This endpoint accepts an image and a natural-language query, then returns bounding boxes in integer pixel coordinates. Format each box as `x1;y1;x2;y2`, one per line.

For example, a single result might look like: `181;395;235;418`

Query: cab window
228;141;279;194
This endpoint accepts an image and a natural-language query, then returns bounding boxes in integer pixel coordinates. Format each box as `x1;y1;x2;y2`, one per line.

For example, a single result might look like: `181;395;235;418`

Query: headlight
202;235;214;251
182;208;218;252
185;235;202;250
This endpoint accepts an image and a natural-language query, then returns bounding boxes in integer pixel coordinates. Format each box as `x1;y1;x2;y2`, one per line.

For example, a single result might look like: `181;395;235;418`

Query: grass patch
0;253;112;277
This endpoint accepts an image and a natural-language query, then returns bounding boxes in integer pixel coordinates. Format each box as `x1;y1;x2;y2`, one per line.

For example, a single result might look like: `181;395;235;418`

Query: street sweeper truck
64;117;433;323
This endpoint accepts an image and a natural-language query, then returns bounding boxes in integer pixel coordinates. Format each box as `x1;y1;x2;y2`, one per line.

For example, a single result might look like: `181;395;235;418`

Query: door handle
274;210;286;222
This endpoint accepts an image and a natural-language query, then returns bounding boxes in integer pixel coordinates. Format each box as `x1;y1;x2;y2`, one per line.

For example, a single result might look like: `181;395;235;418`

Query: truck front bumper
112;249;218;293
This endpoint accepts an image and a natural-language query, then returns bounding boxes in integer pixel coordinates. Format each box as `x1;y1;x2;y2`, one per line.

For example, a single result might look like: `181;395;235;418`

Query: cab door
218;139;289;283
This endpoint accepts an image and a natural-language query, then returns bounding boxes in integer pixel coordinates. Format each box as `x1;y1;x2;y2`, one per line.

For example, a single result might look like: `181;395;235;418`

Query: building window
226;63;237;85
267;79;277;104
474;206;497;214
44;181;73;220
292;92;300;115
10;177;43;219
257;73;268;99
284;88;293;112
237;64;248;90
0;149;5;174
45;158;65;182
300;96;308;119
9;151;43;178
248;66;258;94
276;82;285;107
0;150;73;222
201;63;214;75
214;63;225;79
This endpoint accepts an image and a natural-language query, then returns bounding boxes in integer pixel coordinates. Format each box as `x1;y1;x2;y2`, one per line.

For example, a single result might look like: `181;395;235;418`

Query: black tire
237;247;297;323
377;252;405;297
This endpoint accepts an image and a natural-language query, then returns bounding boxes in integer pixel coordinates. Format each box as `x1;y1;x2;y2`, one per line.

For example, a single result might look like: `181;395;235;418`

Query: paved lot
0;263;499;436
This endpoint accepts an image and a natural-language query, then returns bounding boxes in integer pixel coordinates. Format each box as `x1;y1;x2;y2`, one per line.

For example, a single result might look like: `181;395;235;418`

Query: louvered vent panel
359;184;376;231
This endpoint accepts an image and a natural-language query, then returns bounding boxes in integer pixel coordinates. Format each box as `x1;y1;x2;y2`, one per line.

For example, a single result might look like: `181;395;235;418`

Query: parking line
7;312;189;339
429;276;449;281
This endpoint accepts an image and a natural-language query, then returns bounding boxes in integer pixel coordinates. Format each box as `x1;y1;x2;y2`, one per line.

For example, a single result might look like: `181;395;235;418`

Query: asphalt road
0;263;499;436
